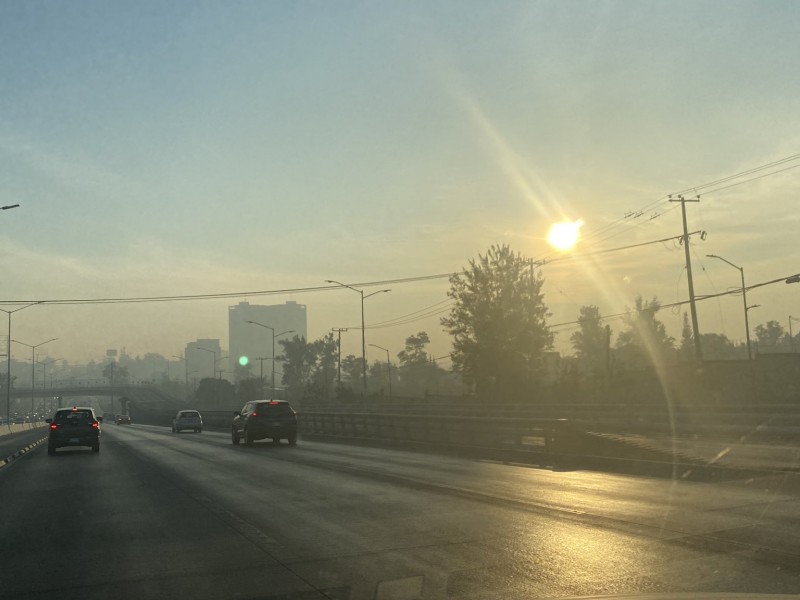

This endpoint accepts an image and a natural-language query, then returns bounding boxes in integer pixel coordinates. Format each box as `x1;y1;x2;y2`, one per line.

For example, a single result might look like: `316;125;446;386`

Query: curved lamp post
707;254;753;360
325;280;390;395
12;337;58;416
246;321;294;398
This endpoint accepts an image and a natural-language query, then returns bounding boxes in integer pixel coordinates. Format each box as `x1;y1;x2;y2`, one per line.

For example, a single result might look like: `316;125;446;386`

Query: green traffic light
239;356;249;366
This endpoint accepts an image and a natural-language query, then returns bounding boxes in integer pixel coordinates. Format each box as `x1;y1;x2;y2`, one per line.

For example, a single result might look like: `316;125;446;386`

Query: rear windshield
255;403;293;416
54;410;93;423
179;411;199;417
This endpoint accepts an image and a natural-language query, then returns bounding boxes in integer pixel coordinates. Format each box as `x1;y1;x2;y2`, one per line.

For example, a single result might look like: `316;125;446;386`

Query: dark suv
47;407;101;455
232;400;297;446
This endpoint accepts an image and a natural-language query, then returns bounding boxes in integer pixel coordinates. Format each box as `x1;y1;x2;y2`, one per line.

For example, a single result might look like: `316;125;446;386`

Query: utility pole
670;195;702;361
331;328;348;384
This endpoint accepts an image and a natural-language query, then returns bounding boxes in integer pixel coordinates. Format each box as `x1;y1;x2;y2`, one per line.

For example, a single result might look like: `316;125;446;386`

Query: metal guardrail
297;411;568;454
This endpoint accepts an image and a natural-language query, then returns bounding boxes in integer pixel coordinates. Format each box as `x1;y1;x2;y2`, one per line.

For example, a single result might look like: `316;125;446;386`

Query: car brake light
71;407;78;412
91;421;99;429
251;412;258;417
49;423;58;430
269;401;279;405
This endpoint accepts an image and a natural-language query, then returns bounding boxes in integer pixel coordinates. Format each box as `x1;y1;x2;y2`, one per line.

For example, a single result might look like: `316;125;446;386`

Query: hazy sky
1;0;799;368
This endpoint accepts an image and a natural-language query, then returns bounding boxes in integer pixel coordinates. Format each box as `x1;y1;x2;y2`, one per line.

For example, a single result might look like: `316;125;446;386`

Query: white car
172;410;203;433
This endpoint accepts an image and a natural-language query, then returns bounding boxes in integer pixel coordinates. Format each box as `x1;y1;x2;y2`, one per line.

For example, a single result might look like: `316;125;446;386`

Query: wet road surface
1;424;799;599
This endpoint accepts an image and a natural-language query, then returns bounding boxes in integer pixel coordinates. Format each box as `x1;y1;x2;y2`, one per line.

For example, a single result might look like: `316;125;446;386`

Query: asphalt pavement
1;424;800;600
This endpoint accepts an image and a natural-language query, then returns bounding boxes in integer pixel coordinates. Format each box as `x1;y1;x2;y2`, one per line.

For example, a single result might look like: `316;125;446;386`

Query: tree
368;359;393;396
237;377;263;402
195;377;236;407
395;331;445;397
234;362;254;382
102;362;129;384
305;333;338;400
754;320;787;352
570;305;608;379
341;354;366;392
279;336;315;401
699;333;737;359
441;244;553;399
615;296;674;370
279;333;339;402
397;332;430;367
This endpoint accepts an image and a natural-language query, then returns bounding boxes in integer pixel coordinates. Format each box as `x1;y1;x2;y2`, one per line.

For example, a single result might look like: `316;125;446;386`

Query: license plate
69;437;80;443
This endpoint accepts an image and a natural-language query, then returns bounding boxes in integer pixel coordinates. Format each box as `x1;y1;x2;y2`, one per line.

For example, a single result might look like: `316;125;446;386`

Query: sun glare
547;220;583;251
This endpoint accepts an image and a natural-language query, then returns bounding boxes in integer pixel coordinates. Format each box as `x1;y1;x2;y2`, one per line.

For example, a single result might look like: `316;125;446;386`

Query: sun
547;219;583;251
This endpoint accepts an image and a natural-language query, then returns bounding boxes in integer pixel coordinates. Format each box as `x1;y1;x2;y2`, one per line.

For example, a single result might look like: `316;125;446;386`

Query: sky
1;0;799;369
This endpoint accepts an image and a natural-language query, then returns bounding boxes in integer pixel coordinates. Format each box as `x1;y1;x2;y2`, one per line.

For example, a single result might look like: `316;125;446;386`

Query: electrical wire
540;152;800;263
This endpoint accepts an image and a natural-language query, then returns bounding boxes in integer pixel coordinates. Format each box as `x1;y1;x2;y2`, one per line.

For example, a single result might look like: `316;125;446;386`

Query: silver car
172;410;203;433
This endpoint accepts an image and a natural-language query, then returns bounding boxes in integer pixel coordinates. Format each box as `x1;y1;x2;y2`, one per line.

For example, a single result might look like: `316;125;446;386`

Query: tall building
228;301;308;386
185;339;222;381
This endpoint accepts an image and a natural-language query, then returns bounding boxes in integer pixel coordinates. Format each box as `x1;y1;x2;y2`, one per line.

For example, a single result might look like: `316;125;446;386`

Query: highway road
1;425;800;600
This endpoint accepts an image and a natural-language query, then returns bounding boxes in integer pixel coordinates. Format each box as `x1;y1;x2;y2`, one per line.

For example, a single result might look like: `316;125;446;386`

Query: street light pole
368;343;391;397
746;304;761;355
0;303;41;424
325;280;390;396
332;328;348;384
246;321;294;398
173;354;188;401
12;337;58;416
37;357;62;390
790;316;798;353
707;254;753;360
254;357;270;398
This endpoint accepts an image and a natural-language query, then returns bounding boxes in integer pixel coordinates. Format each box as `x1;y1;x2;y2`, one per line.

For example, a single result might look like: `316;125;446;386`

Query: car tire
47;445;56;456
272;437;281;445
232;428;240;445
92;442;100;453
288;434;297;445
244;428;254;446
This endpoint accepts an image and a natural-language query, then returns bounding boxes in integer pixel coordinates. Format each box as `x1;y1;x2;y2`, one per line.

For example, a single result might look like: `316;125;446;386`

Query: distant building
185;339;222;381
228;301;308;384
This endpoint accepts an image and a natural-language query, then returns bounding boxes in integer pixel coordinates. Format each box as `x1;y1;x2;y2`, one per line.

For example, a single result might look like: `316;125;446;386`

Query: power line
544;271;800;331
541;152;800;263
366;298;453;328
0;273;456;306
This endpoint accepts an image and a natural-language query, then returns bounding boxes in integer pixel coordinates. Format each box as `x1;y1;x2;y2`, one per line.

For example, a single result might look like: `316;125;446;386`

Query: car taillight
49;423;58;430
251;412;258;417
91;421;99;429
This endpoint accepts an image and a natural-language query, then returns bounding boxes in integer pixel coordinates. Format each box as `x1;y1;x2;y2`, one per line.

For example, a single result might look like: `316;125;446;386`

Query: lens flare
547;219;583;251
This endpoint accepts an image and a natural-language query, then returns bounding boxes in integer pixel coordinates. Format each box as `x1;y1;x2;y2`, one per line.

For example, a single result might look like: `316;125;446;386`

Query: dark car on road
47;407;101;455
116;414;131;425
232;400;297;446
